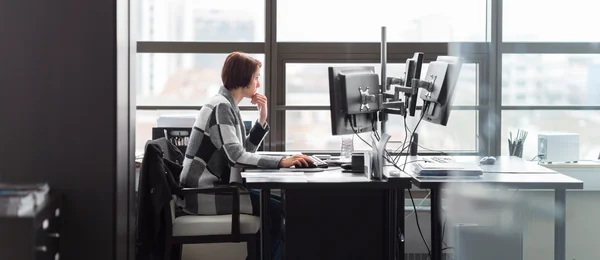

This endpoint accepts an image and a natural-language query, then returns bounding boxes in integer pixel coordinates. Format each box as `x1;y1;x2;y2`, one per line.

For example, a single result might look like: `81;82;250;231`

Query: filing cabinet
0;194;62;260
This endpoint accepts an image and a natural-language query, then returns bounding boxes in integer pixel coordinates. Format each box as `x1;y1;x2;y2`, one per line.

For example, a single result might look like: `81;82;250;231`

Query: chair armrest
179;186;238;195
177;186;242;237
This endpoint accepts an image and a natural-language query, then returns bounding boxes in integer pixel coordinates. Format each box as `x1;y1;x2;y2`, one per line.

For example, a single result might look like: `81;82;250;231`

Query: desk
243;167;412;260
387;156;584;260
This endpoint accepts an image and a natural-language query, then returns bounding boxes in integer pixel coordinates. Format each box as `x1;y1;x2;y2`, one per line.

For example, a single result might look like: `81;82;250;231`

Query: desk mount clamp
359;86;377;111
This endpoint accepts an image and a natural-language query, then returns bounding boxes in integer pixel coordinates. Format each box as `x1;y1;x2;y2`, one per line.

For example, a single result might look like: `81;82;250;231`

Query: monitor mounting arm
384;75;435;99
411;76;436;92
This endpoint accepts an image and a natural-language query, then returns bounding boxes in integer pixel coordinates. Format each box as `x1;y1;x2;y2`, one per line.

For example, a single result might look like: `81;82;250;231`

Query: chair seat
172;214;260;236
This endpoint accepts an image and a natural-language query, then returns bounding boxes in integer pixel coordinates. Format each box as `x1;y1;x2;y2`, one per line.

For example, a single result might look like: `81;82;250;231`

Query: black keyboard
308;156;329;168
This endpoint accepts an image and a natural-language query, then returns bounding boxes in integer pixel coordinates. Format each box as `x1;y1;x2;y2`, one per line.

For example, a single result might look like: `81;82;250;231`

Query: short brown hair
221;52;262;90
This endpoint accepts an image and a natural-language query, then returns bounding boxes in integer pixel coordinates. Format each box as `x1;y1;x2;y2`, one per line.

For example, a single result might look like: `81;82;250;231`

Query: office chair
164;187;260;260
137;138;260;260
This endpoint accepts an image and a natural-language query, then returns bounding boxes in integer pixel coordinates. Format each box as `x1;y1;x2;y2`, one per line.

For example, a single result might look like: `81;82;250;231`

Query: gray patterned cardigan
179;86;283;215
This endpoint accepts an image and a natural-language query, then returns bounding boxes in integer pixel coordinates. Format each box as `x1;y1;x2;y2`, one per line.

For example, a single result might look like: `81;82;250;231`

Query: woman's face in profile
243;68;261;98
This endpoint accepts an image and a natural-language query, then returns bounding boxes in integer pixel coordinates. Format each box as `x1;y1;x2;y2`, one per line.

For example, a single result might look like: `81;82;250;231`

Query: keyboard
308;155;329;168
424;157;455;163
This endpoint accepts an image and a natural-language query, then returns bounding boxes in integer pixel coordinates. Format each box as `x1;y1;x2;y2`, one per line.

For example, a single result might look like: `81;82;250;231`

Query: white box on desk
538;133;579;163
157;115;196;127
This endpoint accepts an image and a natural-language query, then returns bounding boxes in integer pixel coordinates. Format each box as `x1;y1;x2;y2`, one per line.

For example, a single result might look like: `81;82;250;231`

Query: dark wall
0;0;133;259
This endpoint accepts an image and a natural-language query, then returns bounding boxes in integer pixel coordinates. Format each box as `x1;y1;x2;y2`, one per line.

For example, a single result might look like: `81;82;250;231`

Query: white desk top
242;167;412;189
386;156;583;190
242;156;584;190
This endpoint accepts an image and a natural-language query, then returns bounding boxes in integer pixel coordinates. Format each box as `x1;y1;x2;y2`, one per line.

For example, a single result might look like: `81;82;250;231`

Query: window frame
495;0;600;156
134;0;600;157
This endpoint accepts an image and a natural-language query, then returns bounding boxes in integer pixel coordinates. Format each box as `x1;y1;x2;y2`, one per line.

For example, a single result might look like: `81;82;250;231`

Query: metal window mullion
135;105;258;111
265;0;282;151
275;58;286;151
279;54;446;64
486;0;502;156
278;53;485;64
501;106;600;110
277;42;488;55
136;42;265;53
502;42;600;54
275;106;481;111
477;61;488;154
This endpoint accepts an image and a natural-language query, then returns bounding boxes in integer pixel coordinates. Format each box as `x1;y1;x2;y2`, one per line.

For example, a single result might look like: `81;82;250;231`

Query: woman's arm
244;120;269;153
212;103;282;168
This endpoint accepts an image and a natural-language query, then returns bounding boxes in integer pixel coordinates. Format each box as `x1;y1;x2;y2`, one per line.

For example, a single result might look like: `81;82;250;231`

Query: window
285;111;372;151
503;0;600;42
285;110;477;152
137;54;265;107
132;1;600;160
285;63;478;106
501;111;600;160
136;0;265;41
136;110;259;154
502;54;600;105
277;0;486;42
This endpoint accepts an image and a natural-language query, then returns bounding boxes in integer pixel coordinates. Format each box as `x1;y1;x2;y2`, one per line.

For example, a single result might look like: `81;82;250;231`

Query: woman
179;52;310;259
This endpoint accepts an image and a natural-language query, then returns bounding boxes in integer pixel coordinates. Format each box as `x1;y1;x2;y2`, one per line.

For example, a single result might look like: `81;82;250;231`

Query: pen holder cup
508;141;524;158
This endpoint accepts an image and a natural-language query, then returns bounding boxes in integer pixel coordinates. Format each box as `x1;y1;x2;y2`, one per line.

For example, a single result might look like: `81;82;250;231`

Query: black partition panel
0;1;133;259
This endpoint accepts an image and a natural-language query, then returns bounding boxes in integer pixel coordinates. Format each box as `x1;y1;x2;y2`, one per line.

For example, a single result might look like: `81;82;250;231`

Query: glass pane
502;54;600;105
137;53;265;107
278;0;486;42
136;0;264;41
386;110;478;151
501;110;600;160
136;110;259;154
503;0;600;42
285;110;477;152
286;63;477;106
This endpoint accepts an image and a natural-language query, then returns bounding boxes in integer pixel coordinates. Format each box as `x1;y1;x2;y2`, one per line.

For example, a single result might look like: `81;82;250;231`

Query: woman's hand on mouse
279;154;313;168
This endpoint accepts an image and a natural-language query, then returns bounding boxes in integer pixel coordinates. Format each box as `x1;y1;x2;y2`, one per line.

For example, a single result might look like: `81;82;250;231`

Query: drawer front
35;203;61;260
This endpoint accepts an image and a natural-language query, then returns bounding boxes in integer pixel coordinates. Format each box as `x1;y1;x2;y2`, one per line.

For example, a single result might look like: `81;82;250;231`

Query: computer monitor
384;52;424;117
419;56;463;126
328;66;379;135
405;52;424;117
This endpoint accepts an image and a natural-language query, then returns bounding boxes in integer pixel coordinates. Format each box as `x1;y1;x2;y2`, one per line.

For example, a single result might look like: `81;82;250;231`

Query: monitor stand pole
409;133;419;156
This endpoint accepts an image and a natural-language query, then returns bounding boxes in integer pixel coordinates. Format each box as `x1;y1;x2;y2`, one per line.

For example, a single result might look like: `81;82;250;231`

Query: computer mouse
341;164;352;170
479;156;496;165
294;161;317;168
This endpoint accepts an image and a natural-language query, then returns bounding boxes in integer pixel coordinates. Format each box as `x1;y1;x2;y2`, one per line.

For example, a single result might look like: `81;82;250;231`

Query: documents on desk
0;183;50;216
413;162;483;177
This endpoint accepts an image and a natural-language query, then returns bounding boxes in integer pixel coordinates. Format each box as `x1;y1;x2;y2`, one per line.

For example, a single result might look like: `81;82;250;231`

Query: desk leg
555;189;566;260
387;189;399;260
260;189;272;260
397;189;405;260
430;188;442;260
